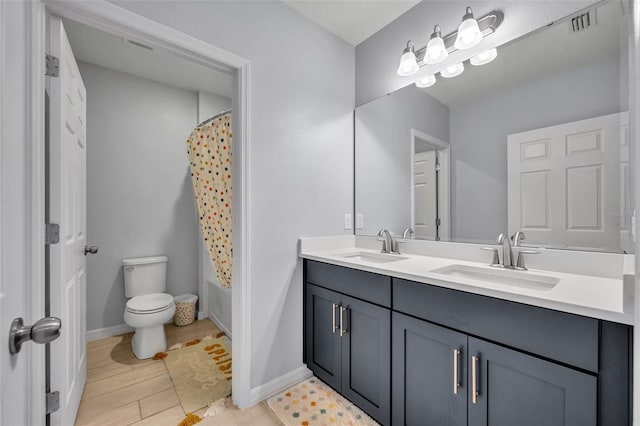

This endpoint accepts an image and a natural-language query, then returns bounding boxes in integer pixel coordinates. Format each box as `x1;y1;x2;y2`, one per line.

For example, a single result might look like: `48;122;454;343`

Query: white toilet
123;256;176;359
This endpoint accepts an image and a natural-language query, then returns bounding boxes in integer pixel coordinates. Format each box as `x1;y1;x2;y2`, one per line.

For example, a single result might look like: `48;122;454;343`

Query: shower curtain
186;113;232;287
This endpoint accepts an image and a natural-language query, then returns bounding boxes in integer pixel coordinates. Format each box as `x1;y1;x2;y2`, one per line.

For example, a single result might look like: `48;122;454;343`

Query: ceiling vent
568;9;596;33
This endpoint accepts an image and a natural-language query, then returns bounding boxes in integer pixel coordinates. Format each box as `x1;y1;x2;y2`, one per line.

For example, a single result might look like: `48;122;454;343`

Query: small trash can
174;294;198;326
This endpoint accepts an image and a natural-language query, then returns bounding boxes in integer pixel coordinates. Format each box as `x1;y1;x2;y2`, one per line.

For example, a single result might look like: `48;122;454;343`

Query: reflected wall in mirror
355;1;632;253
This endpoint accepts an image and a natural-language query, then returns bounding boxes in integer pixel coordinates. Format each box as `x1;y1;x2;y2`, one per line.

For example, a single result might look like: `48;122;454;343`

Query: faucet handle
375;238;388;253
480;247;500;267
515;249;539;270
392;240;406;254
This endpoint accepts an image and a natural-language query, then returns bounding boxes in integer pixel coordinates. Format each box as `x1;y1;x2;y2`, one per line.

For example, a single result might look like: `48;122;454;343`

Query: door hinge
46;391;60;414
436;218;441;227
45;223;60;245
45;54;59;77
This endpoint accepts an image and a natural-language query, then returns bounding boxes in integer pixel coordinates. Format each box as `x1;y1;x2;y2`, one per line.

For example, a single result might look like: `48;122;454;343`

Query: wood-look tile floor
75;319;283;426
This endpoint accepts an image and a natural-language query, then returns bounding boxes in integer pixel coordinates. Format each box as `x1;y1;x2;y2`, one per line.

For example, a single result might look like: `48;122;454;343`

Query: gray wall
81;61;200;331
450;56;622;243
355;85;449;236
112;0;355;389
355;1;599;106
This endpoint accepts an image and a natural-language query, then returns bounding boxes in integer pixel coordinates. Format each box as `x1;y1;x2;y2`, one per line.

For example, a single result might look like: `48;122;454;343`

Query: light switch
344;214;353;230
356;214;364;229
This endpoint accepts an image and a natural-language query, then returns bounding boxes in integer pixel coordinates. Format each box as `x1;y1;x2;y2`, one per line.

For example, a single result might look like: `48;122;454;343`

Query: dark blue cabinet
304;260;631;426
467;337;597;426
305;283;391;425
392;312;467;426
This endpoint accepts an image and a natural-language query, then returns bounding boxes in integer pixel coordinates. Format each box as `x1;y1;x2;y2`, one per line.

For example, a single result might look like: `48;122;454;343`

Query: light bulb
440;62;464;78
470;48;497;66
397;42;419;76
424;25;448;65
454;7;483;50
415;75;436;88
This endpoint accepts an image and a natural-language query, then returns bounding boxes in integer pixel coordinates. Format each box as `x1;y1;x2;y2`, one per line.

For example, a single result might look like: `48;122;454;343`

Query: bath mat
156;333;232;414
267;377;379;426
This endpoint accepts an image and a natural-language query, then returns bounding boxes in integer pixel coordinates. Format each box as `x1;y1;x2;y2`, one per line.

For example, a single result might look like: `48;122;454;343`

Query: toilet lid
126;293;174;314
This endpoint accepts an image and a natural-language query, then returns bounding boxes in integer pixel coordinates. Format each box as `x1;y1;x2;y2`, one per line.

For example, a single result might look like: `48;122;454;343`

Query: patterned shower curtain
186;113;232;287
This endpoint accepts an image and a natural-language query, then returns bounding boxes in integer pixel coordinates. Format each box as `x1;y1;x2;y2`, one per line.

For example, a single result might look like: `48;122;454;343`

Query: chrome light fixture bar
397;9;504;77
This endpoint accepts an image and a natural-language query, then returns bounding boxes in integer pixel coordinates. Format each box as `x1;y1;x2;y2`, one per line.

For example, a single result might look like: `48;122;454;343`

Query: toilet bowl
124;293;176;359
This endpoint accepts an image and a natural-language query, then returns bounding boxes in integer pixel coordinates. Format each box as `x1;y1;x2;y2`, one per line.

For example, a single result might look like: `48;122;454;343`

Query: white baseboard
247;365;313;406
86;323;133;341
209;309;232;339
198;310;208;320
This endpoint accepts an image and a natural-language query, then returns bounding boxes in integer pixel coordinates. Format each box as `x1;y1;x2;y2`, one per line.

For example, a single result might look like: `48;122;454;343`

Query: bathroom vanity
300;239;632;426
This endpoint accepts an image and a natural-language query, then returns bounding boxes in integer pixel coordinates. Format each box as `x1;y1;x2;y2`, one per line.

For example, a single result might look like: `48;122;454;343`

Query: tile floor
75;319;283;426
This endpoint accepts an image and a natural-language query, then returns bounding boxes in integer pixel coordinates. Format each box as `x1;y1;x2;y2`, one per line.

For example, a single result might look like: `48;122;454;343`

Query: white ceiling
421;1;626;107
282;0;420;46
62;18;233;98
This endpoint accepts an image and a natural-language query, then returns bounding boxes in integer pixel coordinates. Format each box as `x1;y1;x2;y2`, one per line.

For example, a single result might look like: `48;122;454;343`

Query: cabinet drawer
305;260;391;307
393;278;599;372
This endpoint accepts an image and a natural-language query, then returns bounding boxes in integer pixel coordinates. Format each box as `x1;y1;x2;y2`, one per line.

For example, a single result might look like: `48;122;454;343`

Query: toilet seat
126;293;174;314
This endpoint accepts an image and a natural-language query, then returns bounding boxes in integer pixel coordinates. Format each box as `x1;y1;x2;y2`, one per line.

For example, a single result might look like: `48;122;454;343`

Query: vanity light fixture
397;41;420;76
424;26;448;64
470;48;498;66
397;8;503;78
454;7;483;50
440;62;464;78
415;74;437;88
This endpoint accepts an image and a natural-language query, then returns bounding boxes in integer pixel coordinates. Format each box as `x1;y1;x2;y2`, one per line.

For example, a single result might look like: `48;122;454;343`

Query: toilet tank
122;256;168;297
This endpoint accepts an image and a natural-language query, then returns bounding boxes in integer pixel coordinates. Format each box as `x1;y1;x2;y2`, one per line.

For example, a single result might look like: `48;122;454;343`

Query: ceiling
282;0;420;46
62;18;233;98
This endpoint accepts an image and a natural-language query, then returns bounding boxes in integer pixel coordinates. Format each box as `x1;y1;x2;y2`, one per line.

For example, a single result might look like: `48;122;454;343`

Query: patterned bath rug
267;377;379;426
155;333;232;414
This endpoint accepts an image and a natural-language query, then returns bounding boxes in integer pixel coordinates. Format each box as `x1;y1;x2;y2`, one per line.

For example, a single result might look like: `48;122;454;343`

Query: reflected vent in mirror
569;10;596;33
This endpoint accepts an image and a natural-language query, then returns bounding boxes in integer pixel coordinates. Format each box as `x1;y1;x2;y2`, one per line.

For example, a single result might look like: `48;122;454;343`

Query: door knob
84;245;98;255
9;317;61;354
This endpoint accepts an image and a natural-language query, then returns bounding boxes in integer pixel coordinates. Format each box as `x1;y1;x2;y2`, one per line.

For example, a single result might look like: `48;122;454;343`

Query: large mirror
355;1;632;253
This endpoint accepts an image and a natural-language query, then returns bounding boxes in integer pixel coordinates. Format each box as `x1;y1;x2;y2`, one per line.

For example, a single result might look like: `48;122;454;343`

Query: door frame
410;128;450;241
28;0;254;410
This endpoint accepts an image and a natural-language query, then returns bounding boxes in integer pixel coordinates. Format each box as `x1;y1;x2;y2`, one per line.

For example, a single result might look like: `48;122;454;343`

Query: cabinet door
392;312;467;426
305;284;342;390
341;295;391;425
468;337;597;426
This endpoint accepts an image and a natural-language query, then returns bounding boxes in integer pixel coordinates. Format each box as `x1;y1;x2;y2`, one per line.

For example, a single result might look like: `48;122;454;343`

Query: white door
48;16;87;426
413;150;438;240
508;113;625;252
0;1;46;424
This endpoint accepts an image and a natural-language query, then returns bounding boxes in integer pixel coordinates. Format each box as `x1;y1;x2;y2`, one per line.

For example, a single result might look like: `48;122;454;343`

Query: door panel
305;284;342;390
48;16;87;426
341;295;390;425
468;337;597;426
413;150;437;239
392;312;467;426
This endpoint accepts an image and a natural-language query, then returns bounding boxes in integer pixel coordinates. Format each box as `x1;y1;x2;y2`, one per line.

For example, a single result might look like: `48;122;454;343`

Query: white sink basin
338;251;408;264
430;264;559;291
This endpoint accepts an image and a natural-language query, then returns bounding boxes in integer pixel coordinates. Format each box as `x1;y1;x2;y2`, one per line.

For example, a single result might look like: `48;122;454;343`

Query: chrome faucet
512;231;526;247
496;233;514;268
402;227;415;239
377;229;394;254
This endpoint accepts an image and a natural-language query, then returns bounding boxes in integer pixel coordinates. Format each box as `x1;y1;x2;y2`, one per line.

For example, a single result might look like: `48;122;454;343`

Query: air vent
568;10;596;32
127;39;154;51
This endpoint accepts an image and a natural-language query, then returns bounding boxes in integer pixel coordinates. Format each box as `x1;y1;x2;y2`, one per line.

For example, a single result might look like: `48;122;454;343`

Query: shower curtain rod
197;109;232;128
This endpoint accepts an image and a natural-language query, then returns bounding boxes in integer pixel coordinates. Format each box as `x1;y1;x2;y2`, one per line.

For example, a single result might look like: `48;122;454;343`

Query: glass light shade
415;75;436;88
397;51;419;76
440;62;464;78
470;48;497;66
425;36;448;64
454;15;483;50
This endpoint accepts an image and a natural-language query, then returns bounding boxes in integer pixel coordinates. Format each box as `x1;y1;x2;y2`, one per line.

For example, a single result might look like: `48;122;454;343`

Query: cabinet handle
332;303;338;333
472;355;479;404
453;349;461;394
339;306;348;337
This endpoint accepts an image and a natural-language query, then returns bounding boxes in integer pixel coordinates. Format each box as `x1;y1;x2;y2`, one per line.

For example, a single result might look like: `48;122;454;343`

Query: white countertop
299;237;635;325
